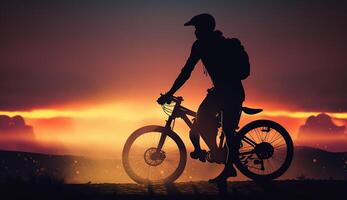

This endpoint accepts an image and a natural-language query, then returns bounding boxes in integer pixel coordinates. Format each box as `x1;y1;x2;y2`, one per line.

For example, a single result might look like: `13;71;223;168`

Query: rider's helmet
184;13;216;31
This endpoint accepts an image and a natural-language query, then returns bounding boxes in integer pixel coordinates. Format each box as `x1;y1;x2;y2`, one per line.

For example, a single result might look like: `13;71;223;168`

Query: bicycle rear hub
254;142;274;159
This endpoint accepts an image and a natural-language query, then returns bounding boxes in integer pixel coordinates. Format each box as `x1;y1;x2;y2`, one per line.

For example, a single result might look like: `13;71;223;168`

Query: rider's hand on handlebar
157;93;172;105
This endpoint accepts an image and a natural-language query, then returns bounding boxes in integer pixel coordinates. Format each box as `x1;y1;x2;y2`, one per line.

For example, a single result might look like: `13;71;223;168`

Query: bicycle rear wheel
122;125;187;184
233;120;294;181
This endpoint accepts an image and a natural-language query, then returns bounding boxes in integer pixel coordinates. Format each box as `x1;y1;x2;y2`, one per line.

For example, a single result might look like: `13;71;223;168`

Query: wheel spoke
263;127;271;142
254;128;262;142
234;121;293;178
268;131;278;144
147;165;151;181
239;150;255;156
242;135;257;147
273;143;286;149
247;131;257;144
256;128;265;142
240;146;254;150
270;133;282;144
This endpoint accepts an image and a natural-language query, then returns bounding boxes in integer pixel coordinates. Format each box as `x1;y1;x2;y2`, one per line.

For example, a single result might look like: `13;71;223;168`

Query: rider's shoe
208;165;237;184
190;149;207;162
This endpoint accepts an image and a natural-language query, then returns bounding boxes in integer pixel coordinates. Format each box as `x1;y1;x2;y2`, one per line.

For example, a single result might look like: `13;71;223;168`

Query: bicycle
122;95;294;184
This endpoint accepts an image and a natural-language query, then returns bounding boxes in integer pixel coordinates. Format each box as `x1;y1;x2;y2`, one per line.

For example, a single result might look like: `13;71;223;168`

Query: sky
1;0;347;157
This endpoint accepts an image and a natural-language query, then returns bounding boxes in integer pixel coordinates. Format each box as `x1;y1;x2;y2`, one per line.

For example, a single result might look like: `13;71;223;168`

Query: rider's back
194;31;250;101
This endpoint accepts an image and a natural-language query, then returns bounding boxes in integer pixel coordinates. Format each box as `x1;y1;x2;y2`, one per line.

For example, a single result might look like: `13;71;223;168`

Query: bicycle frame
156;96;196;153
156;96;258;156
156;96;228;154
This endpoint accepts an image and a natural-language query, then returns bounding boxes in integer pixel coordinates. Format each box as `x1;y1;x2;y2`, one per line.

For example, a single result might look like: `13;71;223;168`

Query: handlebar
159;93;184;104
171;96;184;103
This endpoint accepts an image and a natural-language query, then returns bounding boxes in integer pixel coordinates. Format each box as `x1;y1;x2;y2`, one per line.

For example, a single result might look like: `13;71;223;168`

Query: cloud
0;114;36;152
0;115;66;154
0;115;35;139
298;113;345;137
297;113;347;151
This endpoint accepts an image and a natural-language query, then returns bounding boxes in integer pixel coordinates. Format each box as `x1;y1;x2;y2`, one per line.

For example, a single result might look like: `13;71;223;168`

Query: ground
1;180;346;200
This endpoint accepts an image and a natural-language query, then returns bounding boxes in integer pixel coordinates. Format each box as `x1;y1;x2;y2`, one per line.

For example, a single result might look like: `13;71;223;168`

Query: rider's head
184;13;215;40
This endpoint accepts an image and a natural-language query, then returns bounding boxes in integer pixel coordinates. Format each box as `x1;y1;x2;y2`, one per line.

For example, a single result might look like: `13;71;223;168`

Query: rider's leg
189;126;201;152
189;91;219;161
225;107;242;167
189;127;208;161
196;90;220;154
209;101;242;183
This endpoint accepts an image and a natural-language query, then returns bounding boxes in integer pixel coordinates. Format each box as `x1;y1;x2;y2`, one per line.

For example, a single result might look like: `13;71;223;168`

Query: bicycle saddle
242;107;263;115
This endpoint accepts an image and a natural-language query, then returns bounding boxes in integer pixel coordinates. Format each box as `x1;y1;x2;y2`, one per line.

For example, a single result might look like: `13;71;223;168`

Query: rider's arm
167;41;200;95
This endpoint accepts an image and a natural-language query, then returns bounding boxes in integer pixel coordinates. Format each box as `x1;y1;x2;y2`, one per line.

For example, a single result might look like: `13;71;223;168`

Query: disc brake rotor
144;147;166;166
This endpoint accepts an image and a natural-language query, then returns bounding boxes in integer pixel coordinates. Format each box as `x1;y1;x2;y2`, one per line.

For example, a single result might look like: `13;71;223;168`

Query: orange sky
1;100;346;158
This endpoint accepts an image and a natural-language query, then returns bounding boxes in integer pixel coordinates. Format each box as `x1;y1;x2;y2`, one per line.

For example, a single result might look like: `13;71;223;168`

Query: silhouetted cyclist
157;13;250;183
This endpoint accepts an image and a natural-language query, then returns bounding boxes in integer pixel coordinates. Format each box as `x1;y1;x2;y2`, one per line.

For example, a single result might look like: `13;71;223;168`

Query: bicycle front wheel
122;125;187;184
233;120;294;181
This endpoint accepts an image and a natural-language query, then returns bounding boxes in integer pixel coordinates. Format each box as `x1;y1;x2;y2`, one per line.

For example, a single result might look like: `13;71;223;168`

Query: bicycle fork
155;114;175;155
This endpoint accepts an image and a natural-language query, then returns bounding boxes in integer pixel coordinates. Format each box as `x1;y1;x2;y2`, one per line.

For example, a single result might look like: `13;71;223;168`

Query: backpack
224;38;250;80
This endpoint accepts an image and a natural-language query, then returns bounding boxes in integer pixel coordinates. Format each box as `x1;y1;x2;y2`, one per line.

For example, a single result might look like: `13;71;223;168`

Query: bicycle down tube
156;103;196;153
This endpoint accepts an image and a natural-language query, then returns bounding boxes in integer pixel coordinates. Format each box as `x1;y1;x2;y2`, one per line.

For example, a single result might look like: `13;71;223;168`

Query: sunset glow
1;102;346;159
0;103;162;120
2;104;347;120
